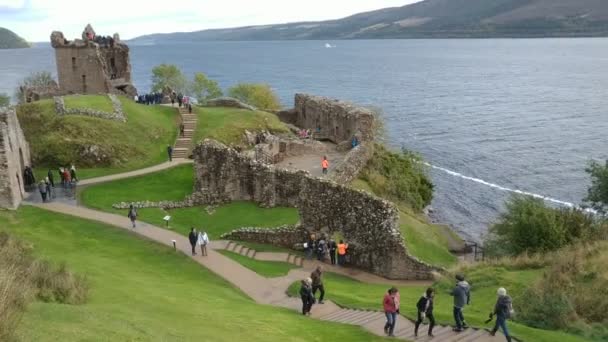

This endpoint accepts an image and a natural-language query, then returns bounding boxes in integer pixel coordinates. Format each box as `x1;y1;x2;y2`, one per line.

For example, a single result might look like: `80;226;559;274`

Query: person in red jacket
383;287;399;336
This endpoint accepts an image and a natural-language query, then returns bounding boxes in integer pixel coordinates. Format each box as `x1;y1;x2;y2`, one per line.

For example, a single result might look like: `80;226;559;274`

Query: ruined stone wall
330;142;374;184
278;94;375;144
0;107;31;209
192;139;438;280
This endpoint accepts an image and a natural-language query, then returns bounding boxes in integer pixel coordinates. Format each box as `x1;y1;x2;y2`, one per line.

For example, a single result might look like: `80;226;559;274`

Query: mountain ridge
0;27;30;49
131;0;608;42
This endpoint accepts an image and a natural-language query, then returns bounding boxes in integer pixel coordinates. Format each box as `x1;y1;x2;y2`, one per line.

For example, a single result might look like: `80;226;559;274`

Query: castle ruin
0;107;31;209
50;24;137;97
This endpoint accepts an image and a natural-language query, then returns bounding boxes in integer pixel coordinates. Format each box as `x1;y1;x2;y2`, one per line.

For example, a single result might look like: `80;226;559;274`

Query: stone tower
50;24;137;96
0;107;31;209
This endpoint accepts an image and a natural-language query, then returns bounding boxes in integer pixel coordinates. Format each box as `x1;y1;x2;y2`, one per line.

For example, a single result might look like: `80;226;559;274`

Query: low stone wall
221;225;309;249
206;97;256;111
278;94;375;144
54;94;126;122
330;143;374;184
191;139;439;280
251;132;328;164
0;107;31;209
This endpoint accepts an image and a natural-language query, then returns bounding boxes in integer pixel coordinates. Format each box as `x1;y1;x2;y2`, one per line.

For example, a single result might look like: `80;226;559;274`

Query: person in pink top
383;287;399;336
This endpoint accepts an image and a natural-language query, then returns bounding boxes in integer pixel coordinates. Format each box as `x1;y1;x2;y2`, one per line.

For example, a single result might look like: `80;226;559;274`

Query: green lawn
194;106;290;145
0;206;386;341
351;179;457;268
78;164;300;239
63;94;114;113
19;96;178;180
219;250;299;278
287;268;591;342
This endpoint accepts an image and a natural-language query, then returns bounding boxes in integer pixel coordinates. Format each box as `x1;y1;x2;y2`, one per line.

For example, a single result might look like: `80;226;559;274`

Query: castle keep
50;24;137;97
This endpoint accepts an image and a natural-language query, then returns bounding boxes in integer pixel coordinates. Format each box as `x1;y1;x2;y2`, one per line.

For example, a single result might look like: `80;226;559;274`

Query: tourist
38;180;47;202
351;136;359;148
188;103;192;114
321;156;329;175
415;287;436;338
45;177;52;200
47;169;55;187
383;287;399;337
177;93;183;107
63;167;72;186
197;230;209;256
127;204;138;228
337;240;348;266
299;277;314;316
167;145;173;162
188;227;198;256
491;287;514;342
328;239;337;265
23;166;36;189
316;235;327;261
70;165;78;182
171;92;176;106
58;167;65;187
311;266;325;304
450;274;471;332
305;234;316;260
180;123;185;137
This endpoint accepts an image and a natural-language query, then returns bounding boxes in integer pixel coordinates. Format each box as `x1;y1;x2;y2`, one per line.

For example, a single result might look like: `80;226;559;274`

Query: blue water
2;39;607;241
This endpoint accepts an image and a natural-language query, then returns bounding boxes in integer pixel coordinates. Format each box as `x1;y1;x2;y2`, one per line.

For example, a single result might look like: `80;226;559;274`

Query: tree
228;83;281;111
190;72;222;104
585;160;608;214
151;64;187;94
14;71;56;103
0;93;9;107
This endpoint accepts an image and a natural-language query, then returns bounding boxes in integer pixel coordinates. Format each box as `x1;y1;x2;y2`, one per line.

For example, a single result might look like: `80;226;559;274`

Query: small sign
163;216;171;221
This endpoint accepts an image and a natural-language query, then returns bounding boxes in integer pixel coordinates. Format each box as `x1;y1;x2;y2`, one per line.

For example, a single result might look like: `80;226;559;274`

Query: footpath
25;161;508;342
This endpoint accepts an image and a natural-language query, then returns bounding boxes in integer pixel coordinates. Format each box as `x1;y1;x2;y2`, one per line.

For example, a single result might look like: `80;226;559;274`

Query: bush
585;159;608;214
190;72;222;104
151;64;187;94
227;83;281;111
0;93;9;107
359;144;433;211
485;196;605;257
14;71;56;103
0;232;88;340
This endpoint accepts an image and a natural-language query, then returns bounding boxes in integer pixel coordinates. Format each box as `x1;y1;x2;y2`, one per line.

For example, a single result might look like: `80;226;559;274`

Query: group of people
299;266;326;315
136;93;163;105
170;92;192;109
304;234;348;266
25;165;78;203
188;228;210;256
385;274;513;341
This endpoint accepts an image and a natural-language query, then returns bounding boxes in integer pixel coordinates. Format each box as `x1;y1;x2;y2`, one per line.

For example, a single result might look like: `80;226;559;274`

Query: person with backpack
328;239;337;265
415;288;436;337
383;287;399;337
188;228;198;256
310;266;325;304
491;287;514;342
450;274;471;332
127;204;138;228
299;277;314;316
316;236;327;261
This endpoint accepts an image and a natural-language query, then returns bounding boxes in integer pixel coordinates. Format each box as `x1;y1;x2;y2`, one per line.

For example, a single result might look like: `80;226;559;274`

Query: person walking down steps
415;287;436;338
383;287;399;337
127;204;138;228
491;287;514;342
311;266;325;304
188;228;198;256
450;274;471;332
197;230;209;256
299;277;315;316
167;145;173;162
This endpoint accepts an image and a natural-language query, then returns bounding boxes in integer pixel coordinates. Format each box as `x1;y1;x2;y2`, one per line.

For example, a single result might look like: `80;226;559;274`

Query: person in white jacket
197;231;209;256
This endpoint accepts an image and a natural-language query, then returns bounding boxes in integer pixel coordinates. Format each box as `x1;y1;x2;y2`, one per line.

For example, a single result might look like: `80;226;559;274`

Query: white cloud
0;0;26;8
3;0;420;41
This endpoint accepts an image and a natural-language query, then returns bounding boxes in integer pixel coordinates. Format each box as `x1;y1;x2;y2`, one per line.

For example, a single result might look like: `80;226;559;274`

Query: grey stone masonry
0;107;31;209
54;94;126;122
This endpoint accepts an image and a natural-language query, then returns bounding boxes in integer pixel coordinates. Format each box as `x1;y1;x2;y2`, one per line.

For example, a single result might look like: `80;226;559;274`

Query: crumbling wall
0;107;31;209
330;142;374;184
278;94;375;144
192;139;438;280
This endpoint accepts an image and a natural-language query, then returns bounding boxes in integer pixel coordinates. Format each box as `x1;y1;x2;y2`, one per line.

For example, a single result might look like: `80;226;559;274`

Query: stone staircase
172;106;197;160
224;241;304;267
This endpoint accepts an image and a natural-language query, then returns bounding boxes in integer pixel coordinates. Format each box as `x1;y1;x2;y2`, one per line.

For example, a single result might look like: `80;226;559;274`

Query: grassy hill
0;27;30;49
131;0;608;41
0;206;385;341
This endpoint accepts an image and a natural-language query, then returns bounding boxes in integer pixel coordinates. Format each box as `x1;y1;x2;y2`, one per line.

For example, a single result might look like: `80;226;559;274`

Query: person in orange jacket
337;240;348;266
321;156;329;175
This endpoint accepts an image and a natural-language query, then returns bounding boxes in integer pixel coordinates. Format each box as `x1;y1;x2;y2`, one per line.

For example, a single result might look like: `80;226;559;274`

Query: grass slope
0;206;385;341
219;250;299;277
287;269;591;342
194;106;290;145
351;179;457;268
79;164;299;239
19;96;178;180
63;94;114;112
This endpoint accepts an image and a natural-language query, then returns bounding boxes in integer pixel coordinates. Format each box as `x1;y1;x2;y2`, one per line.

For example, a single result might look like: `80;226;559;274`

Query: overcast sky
1;0;421;41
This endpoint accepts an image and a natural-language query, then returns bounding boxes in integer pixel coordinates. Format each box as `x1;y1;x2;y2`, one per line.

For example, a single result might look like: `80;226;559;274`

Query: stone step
286;254;293;264
246;248;256;258
460;329;492;342
337;310;374;324
331;310;366;323
349;311;385;326
230;243;240;252
240;247;250;256
446;327;482;342
320;309;350;321
295;256;303;266
225;241;235;251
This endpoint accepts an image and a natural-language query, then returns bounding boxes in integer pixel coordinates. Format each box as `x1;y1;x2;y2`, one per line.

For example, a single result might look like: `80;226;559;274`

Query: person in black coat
415;287;436;337
167;145;173;162
299;277;315;315
328;239;337;265
47;169;55;187
188;227;198;256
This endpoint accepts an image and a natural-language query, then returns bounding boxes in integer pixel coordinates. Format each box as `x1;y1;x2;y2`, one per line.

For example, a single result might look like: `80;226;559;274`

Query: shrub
359;144;433;211
151;64;187;94
227;83;281;111
0;232;88;340
0;93;9;107
585;159;608;214
485;196;605;257
190;72;222;104
14;71;56;103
